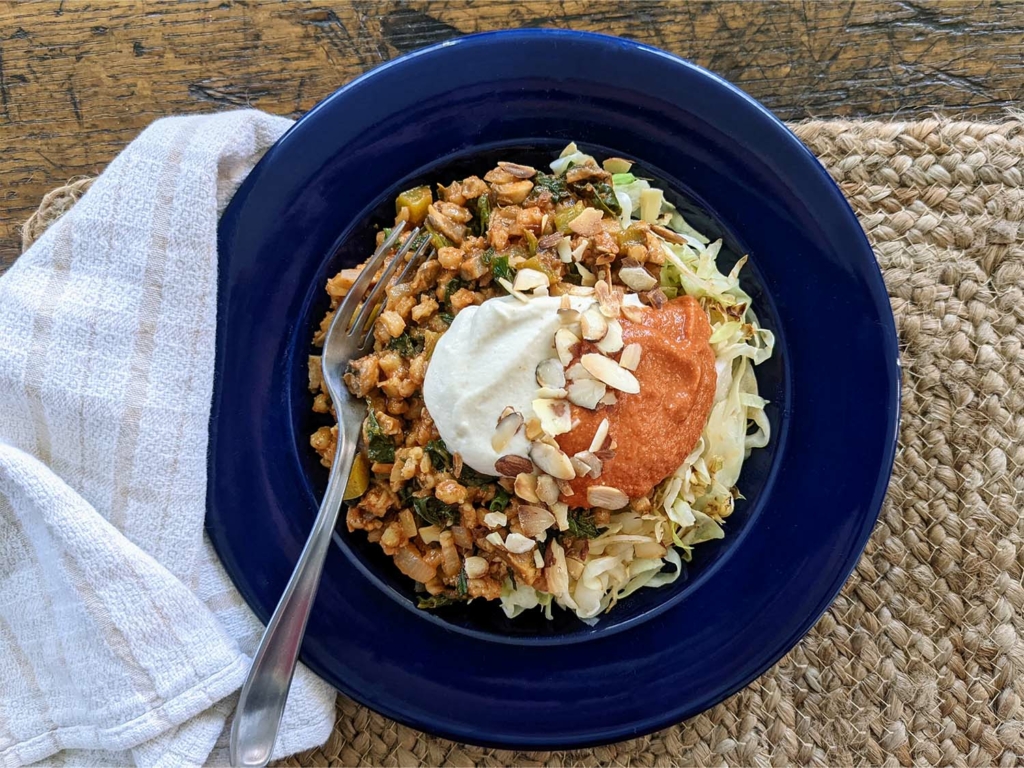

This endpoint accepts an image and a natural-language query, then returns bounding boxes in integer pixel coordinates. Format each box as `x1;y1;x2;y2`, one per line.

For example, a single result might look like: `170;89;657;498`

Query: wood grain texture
2;0;1023;266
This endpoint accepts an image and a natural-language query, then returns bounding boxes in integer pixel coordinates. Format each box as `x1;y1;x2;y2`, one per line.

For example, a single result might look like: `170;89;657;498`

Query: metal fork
230;220;430;767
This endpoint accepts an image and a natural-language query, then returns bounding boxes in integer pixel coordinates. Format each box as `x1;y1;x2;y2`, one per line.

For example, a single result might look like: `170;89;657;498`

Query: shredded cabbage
501;144;775;622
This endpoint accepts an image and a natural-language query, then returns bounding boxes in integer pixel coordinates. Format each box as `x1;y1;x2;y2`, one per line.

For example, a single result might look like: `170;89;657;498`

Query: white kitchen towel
0;110;337;767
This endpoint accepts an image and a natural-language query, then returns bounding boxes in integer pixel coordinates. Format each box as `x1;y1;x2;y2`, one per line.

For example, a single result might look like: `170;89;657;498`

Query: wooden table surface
1;0;1022;268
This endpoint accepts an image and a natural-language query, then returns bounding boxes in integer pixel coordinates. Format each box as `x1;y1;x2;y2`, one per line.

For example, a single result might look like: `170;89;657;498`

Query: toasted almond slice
573;450;603;478
464;556;490;579
491;409;524;452
535;474;560;505
495;454;533;476
518;505;556;538
595;279;621;318
619;343;642;371
550;502;569;531
565;361;594;381
567;379;606;410
529;442;576;480
498;276;530;303
570;454;591;477
525;416;544;440
533;397;572;437
485;531;505;548
567;285;596;297
514;472;540;502
534;549;545;567
580;353;640;394
504;532;536;553
546;538;570;596
557;306;581;324
621;303;647;323
483;511;508;529
589;418;611;452
513;268;550;292
498;161;537;178
651;223;687;244
554;328;580;366
576;262;597;287
599;390;618;406
568;207;604;236
536;387;568;399
618;264;658;291
556;236;573;263
571;239;590;263
556;479;575;497
536;358;567;389
579;305;608;341
587;485;629;509
596;318;623;354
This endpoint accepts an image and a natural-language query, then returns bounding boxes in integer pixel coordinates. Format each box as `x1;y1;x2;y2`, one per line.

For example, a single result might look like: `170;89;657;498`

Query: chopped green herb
488;487;511;513
457;567;469;596
444;277;467;301
397;485;414;506
364;403;395;463
506;566;517;591
567;509;600;538
460;467;496;487
573;181;621;217
438;311;455;326
412;495;458;527
532;173;571;202
425;439;453;472
386;332;424;357
491;255;513;283
474;194;492;235
424;222;452;251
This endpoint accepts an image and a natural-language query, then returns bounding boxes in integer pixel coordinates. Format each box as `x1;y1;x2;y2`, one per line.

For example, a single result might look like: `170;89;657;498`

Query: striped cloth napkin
0;111;335;767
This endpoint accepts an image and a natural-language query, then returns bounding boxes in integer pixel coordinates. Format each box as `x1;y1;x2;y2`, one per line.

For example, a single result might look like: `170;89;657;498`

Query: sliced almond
514;472;540;502
495;454;533;477
536;358;567;389
498;276;530;303
419;525;441;545
567;379;607;410
580;353;640;394
576;262;597;287
567;285;596;297
595;318;623;354
513;268;550;292
534;549;545;567
571;239;590;263
554;328;580;366
483;511;508;529
557;306;581;324
536;386;568;399
618;264;658;291
504;532;536;553
497;161;537;178
602;157;633;174
568;207;604;236
580;305;609;341
574;450;604;478
464;556;490;579
651;223;687;244
491;409;524;452
587;485;629;509
485;531;505;548
619;343;642;371
595;280;622;318
566;556;586;581
570;454;591;478
529;441;576;480
546;538;570;596
518;505;556;538
525;416;544;441
556;479;575;497
589;418;611;452
621;303;647;323
535;474;560;505
550;502;569;531
566;361;594;381
533;398;572;437
599;390;618;406
556;236;573;263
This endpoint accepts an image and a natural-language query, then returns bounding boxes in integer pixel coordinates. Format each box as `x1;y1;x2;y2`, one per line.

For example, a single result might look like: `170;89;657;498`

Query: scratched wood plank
1;0;1023;267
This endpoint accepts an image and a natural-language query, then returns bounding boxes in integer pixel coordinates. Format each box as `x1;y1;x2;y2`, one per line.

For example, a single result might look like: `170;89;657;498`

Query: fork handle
229;431;358;767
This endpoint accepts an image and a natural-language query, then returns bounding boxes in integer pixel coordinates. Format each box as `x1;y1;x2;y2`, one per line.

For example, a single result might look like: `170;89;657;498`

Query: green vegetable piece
364;403;395;463
491;255;513;283
475;194;492;235
444;277;467;301
396;185;432;226
438;311;455;326
489;487;511;512
425;439;453;472
417;594;457;609
574;181;621;217
567;509;600;539
532;173;571;202
386;332;425;357
457;567;469;596
412;495;458;527
611;172;636;186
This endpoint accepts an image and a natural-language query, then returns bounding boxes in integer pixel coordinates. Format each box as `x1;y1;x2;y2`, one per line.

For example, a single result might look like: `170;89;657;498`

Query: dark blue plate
208;30;899;748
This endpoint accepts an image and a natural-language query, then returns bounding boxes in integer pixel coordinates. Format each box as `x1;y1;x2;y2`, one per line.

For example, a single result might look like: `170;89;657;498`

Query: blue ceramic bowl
208;29;899;748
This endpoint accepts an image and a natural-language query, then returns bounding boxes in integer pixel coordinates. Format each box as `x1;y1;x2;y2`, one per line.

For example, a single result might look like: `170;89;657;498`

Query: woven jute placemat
21;118;1024;766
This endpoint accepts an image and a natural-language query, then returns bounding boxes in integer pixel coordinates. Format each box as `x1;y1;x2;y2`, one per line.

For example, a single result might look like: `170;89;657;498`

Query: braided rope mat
22;118;1024;766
